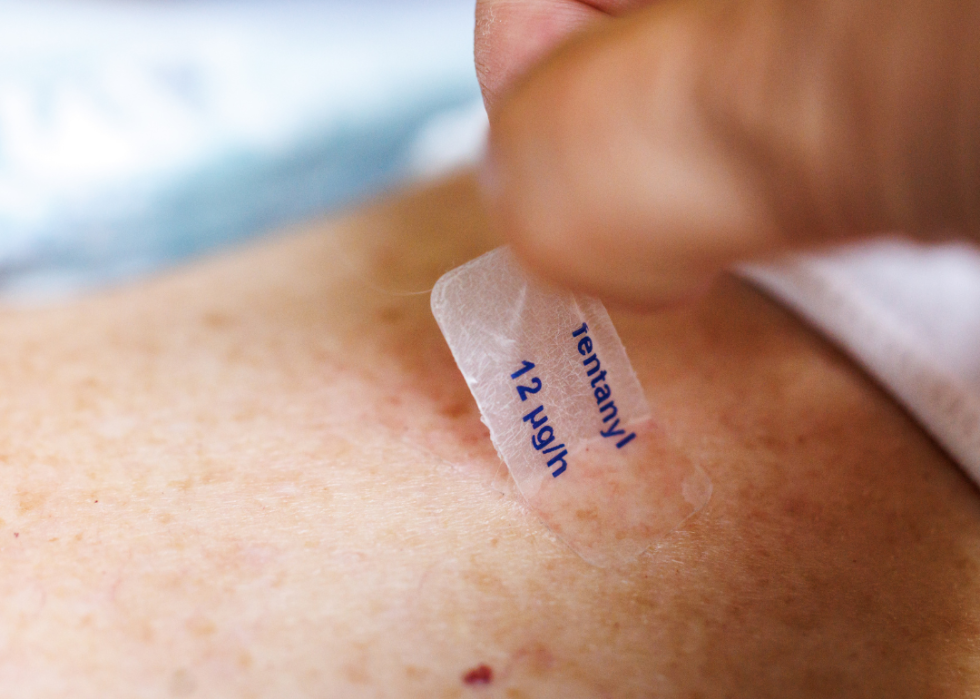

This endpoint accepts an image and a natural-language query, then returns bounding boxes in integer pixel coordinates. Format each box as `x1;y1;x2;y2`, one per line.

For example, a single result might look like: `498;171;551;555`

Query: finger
475;0;654;113
484;0;980;306
476;0;604;113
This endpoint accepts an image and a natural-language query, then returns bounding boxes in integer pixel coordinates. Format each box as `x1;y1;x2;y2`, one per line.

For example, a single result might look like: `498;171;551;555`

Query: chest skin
0;174;976;698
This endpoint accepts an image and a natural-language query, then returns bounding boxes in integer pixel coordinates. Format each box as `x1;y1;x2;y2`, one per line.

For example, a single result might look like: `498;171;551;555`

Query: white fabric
741;241;980;481
0;0;479;297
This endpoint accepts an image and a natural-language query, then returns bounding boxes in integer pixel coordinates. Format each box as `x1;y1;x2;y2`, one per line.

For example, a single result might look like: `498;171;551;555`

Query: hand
476;0;980;305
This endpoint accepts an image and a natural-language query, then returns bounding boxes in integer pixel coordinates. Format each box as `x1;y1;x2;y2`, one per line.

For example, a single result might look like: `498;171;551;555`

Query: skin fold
0;173;977;697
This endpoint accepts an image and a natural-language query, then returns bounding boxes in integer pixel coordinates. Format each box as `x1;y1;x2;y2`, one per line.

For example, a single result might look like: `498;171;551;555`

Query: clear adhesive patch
431;247;711;567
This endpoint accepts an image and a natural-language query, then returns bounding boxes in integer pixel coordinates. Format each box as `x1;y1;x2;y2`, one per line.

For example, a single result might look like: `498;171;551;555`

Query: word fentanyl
571;323;637;449
431;247;710;567
511;320;640;480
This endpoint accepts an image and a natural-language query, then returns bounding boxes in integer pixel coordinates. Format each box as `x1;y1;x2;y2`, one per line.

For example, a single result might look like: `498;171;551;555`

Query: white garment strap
740;239;980;483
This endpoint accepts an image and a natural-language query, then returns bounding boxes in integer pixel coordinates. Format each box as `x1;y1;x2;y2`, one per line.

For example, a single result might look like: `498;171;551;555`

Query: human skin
0;173;978;697
477;0;980;305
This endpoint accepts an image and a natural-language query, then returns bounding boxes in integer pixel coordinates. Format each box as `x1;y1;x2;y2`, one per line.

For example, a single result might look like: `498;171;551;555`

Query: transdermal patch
431;247;711;567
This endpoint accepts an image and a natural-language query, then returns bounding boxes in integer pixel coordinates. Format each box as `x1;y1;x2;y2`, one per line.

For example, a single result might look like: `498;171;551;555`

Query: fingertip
475;0;605;114
481;4;781;307
481;121;720;308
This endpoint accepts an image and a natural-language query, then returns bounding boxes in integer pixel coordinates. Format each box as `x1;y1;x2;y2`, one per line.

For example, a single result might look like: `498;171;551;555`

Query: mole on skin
462;664;493;685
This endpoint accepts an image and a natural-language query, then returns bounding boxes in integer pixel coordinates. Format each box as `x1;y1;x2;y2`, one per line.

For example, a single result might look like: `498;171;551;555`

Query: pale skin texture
0;173;978;696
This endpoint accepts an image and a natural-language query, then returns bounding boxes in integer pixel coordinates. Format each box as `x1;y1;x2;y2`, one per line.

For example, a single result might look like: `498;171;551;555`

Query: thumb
484;0;980;305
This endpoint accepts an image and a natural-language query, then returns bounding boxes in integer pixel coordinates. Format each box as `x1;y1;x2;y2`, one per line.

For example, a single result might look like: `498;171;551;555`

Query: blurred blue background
0;0;485;298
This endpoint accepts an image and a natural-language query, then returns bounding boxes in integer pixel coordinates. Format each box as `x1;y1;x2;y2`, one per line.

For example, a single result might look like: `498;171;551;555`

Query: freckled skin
0;174;977;697
527;418;709;567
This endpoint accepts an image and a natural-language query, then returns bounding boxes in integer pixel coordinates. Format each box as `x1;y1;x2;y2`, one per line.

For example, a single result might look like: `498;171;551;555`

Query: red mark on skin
13;533;18;538
463;664;493;685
